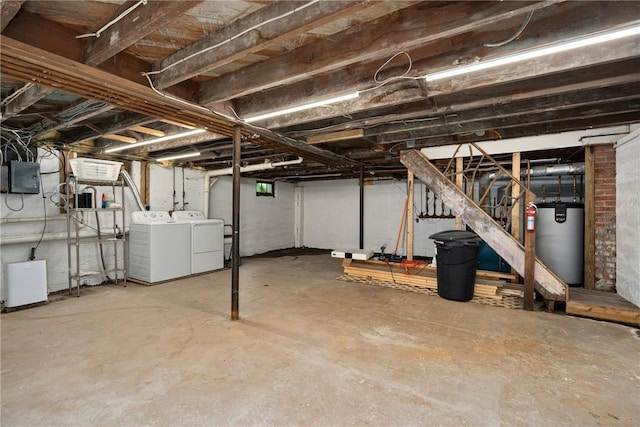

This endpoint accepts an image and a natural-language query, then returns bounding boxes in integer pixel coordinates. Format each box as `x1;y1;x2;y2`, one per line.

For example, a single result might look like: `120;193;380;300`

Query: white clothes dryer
128;211;192;283
171;210;225;274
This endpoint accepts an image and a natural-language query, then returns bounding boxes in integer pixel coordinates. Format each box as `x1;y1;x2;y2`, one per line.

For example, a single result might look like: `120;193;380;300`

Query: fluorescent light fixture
155;151;201;162
104;129;207;153
244;92;360;123
425;24;640;82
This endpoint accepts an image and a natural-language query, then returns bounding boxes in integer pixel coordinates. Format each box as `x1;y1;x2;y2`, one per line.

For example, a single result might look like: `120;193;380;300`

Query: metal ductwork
120;169;146;211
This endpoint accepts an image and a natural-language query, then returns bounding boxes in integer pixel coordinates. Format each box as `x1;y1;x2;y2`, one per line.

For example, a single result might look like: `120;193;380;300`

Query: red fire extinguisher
526;202;537;231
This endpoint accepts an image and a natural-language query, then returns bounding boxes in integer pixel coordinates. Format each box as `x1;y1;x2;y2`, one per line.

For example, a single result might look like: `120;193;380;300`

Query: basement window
256;180;274;197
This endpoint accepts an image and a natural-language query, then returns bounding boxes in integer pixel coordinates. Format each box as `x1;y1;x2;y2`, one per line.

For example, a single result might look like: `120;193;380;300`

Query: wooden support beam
455;157;464;230
201;1;554;105
401;149;567;301
66;114;157;145
426;37;640;97
396;112;640;150
103;133;138;144
0;0;24;32
235;0;640;128
306;129;364;145
155;1;368;90
511;153;522;283
0;35;354;166
142;161;150;207
375;96;640;144
584;145;596;289
523;192;536;311
282;61;640;139
230;2;640;128
2;9;196;120
130;126;165;137
511;153;522;242
407;170;414;261
83;0;202;66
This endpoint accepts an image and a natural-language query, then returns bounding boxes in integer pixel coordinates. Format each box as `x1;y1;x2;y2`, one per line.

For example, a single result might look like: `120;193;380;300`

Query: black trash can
429;230;481;301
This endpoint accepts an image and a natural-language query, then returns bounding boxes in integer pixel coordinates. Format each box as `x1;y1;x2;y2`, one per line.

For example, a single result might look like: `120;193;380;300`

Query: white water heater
535;202;584;286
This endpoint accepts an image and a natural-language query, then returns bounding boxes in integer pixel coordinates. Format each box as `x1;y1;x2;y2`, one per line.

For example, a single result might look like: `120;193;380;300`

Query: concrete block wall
593;144;617;289
208;176;295;257
148;164;205;212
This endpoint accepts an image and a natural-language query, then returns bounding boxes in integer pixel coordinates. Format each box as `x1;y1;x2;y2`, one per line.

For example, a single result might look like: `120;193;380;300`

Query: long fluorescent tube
104;129;207;153
425;24;640;82
244;92;360;123
155;151;201;162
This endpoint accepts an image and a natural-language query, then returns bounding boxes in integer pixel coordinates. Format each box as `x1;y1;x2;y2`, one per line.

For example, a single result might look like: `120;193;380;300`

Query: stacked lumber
342;258;523;303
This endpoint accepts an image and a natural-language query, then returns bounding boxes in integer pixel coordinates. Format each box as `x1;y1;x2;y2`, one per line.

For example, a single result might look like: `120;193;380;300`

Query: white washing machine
171;210;225;274
128;211;192;283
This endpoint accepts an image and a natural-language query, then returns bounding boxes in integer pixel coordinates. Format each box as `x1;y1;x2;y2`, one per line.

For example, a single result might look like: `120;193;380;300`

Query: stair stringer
401;150;568;302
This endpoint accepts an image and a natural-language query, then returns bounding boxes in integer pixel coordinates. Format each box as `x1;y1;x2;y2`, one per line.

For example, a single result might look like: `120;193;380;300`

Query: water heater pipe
479;162;585;187
202;157;303;217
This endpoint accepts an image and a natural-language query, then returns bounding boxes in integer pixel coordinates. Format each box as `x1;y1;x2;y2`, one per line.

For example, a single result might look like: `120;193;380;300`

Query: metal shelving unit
66;174;127;296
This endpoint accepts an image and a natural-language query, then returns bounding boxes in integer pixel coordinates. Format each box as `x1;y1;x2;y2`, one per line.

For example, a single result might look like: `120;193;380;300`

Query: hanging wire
76;0;148;38
360;51;422;95
484;10;534;48
142;0;321;77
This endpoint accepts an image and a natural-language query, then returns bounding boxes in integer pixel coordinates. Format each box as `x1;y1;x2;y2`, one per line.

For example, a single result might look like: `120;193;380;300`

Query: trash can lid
429;230;480;242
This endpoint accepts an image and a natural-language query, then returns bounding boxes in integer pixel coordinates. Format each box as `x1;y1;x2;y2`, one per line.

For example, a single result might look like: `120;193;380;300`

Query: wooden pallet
341;259;523;306
336;274;523;309
566;288;640;326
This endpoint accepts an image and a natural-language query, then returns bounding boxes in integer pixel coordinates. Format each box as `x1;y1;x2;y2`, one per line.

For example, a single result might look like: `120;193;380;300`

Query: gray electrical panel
9;161;40;194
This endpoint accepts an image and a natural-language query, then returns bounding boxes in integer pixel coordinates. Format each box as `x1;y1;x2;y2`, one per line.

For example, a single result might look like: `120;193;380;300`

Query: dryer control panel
171;210;206;220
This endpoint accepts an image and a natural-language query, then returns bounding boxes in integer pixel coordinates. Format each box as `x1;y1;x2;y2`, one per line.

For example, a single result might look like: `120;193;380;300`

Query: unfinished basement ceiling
1;1;639;180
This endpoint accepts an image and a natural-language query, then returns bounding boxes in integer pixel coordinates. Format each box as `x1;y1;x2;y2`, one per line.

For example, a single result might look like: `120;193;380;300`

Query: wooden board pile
340;258;524;309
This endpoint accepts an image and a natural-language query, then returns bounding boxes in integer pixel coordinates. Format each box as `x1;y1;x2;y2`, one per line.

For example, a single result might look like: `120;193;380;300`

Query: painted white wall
148;164;206;212
209;176;296;257
1;151;146;297
301;178;454;257
615;129;640;306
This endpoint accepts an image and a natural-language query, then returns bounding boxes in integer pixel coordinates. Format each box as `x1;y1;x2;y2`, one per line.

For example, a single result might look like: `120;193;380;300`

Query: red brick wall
593;144;616;289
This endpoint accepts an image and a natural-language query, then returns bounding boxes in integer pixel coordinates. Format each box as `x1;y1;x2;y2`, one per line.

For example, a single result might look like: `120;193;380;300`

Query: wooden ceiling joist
199;1;555;105
83;0;203;67
0;0;24;32
151;0;369;90
233;1;640;127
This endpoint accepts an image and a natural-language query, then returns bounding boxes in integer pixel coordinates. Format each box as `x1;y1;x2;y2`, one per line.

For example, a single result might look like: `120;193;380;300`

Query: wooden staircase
401;149;568;304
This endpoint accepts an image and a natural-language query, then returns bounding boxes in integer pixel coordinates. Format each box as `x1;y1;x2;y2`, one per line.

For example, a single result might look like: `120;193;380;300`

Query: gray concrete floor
2;254;639;426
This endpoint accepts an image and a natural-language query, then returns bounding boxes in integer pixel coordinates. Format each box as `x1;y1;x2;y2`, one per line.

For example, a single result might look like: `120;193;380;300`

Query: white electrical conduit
76;0;147;38
143;0;320;77
202;157;303;217
1;83;34;106
1;226;126;245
